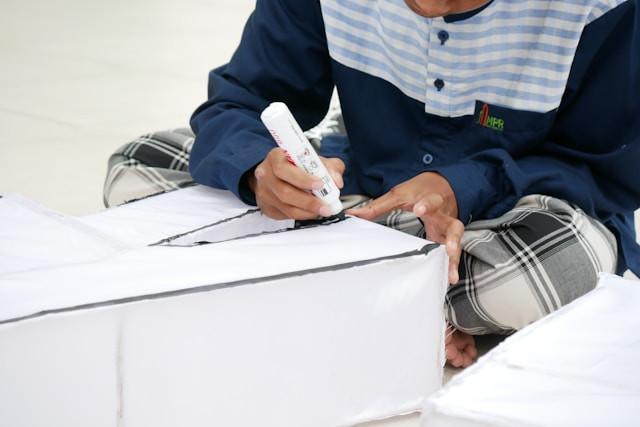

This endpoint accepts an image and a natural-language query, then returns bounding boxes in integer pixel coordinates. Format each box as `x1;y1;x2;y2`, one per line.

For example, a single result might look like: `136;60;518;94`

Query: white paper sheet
0;214;438;324
0;193;127;275
76;186;252;247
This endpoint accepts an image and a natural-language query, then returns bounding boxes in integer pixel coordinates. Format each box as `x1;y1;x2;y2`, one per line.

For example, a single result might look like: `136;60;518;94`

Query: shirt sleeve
436;0;640;227
189;0;333;205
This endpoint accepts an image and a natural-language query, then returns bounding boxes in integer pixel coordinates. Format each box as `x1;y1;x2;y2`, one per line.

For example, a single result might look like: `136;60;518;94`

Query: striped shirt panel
320;0;626;116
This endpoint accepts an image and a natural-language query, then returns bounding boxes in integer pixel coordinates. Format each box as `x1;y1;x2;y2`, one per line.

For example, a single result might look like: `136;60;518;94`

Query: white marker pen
260;102;343;215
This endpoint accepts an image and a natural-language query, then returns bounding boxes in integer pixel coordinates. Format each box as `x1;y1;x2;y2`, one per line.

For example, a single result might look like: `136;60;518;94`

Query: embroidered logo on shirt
476;103;504;131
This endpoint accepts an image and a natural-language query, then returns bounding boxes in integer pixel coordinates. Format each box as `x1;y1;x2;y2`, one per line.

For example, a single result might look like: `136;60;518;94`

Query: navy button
437;30;449;45
422;153;434;165
434;79;444;91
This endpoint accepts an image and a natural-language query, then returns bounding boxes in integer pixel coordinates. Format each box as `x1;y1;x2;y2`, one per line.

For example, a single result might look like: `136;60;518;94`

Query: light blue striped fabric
320;0;625;116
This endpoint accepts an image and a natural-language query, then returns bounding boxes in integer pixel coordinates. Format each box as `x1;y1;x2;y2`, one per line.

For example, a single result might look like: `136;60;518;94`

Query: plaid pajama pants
104;127;618;336
103;128;195;208
365;194;617;334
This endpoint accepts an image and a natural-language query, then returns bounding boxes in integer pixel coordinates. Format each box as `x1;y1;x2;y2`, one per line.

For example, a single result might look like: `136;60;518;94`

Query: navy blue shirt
190;0;640;275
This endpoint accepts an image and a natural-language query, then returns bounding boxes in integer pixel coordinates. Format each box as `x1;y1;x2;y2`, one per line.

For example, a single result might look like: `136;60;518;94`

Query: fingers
413;196;464;285
412;193;445;217
258;148;325;192
253;149;343;219
348;172;456;221
341;169;465;284
445;219;464;285
348;186;422;219
347;193;401;220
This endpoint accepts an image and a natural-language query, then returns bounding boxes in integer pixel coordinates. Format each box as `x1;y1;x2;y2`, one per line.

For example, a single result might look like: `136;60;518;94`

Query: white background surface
0;0;254;215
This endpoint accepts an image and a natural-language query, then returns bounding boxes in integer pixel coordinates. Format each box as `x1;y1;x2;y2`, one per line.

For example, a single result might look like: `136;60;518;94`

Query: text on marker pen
260;102;343;215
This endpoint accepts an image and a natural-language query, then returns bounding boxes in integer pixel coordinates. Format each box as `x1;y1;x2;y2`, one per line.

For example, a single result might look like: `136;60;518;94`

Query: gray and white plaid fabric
103;94;346;208
447;194;618;335
103;128;195;207
353;195;617;335
104;107;618;336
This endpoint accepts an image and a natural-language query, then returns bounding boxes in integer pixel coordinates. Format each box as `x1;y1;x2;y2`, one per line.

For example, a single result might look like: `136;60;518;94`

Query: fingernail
319;205;332;217
311;181;324;191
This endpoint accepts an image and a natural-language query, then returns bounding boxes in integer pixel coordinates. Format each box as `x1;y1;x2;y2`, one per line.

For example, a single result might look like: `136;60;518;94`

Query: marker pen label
260;102;343;215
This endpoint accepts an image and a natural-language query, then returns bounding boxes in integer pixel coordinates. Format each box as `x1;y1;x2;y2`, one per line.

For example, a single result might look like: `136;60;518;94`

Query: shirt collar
444;0;494;23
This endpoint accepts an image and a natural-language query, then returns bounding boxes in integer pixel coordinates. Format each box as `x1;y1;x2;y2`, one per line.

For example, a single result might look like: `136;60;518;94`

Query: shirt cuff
432;161;497;224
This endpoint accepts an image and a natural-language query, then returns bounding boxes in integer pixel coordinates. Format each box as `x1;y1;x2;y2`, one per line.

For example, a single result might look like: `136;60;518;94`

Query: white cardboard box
422;273;640;427
0;186;448;427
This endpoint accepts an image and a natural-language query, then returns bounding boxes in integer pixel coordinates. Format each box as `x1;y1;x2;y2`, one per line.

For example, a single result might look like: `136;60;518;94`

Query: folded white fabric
423;273;640;427
0;186;448;427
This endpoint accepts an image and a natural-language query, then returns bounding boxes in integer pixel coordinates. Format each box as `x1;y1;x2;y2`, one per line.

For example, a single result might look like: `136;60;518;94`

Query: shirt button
422;153;434;165
434;79;445;91
437;30;449;45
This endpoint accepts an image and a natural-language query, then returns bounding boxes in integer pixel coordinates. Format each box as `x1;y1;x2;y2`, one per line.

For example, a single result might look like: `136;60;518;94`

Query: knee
445;196;618;335
445;247;606;335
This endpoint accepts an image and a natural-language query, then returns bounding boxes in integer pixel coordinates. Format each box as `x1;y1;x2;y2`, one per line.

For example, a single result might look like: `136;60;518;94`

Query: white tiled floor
0;0;254;215
0;1;637;426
